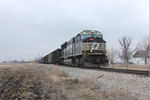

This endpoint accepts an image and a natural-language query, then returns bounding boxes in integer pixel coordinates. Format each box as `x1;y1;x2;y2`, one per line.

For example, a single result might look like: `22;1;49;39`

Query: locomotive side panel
74;41;82;56
66;39;73;57
74;35;82;56
62;36;82;58
61;42;67;59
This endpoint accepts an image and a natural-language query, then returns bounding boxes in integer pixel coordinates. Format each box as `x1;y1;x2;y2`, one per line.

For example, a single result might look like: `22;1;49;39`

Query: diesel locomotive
39;30;108;67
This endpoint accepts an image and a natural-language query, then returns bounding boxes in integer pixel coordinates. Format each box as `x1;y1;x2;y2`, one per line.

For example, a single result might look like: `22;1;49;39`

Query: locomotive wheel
75;57;84;67
71;58;76;66
79;58;86;68
78;58;82;67
82;63;85;67
97;66;101;68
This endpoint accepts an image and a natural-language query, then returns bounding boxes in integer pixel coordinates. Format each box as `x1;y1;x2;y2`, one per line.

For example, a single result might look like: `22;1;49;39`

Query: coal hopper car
39;49;61;64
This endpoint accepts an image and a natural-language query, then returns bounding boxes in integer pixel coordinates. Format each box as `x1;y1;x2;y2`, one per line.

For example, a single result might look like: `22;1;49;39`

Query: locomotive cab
80;31;106;54
76;30;108;67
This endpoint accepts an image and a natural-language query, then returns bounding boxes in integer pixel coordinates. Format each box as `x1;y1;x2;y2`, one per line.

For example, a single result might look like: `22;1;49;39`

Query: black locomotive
39;30;108;67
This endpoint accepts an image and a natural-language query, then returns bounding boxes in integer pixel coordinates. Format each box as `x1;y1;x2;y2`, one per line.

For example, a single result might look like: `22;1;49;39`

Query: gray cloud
0;0;149;62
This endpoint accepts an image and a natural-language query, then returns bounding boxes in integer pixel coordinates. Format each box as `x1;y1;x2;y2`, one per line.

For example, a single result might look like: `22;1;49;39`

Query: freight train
39;30;108;67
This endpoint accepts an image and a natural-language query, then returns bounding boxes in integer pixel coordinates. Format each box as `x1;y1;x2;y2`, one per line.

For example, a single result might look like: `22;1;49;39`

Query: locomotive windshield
81;34;92;39
93;34;103;38
81;34;103;40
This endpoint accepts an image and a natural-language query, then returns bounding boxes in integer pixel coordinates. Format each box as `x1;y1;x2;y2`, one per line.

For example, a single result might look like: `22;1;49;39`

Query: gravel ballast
47;64;150;100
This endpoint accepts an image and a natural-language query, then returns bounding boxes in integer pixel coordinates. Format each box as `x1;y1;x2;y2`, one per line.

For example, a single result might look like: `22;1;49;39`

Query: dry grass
0;63;143;100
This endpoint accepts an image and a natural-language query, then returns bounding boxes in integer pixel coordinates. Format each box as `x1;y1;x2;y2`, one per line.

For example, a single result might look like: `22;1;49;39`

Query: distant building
133;50;150;65
133;50;149;58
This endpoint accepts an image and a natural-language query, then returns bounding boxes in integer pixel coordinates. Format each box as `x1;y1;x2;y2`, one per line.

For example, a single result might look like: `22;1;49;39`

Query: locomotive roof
79;30;102;35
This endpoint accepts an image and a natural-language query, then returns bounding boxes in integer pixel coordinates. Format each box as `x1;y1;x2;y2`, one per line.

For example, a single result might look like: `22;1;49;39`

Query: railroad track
99;68;149;76
57;64;150;76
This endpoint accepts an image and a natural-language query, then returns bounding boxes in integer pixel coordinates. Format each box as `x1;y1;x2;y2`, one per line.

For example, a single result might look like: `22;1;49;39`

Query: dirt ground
0;63;149;100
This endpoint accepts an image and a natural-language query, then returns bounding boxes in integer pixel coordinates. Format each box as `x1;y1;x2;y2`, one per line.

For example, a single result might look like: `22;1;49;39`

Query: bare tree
141;37;150;64
108;48;118;64
119;36;133;65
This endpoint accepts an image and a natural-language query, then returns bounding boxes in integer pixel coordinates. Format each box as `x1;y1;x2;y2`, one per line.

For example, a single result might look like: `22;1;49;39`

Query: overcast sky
0;0;149;62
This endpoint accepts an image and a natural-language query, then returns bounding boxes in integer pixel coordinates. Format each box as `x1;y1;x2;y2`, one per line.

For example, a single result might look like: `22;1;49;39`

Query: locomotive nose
90;43;100;52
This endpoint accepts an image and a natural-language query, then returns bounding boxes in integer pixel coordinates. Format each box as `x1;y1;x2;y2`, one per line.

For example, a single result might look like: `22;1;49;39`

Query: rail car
39;49;61;64
39;30;108;67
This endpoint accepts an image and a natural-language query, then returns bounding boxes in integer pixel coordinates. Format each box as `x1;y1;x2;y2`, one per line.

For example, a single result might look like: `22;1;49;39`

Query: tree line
109;36;150;65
